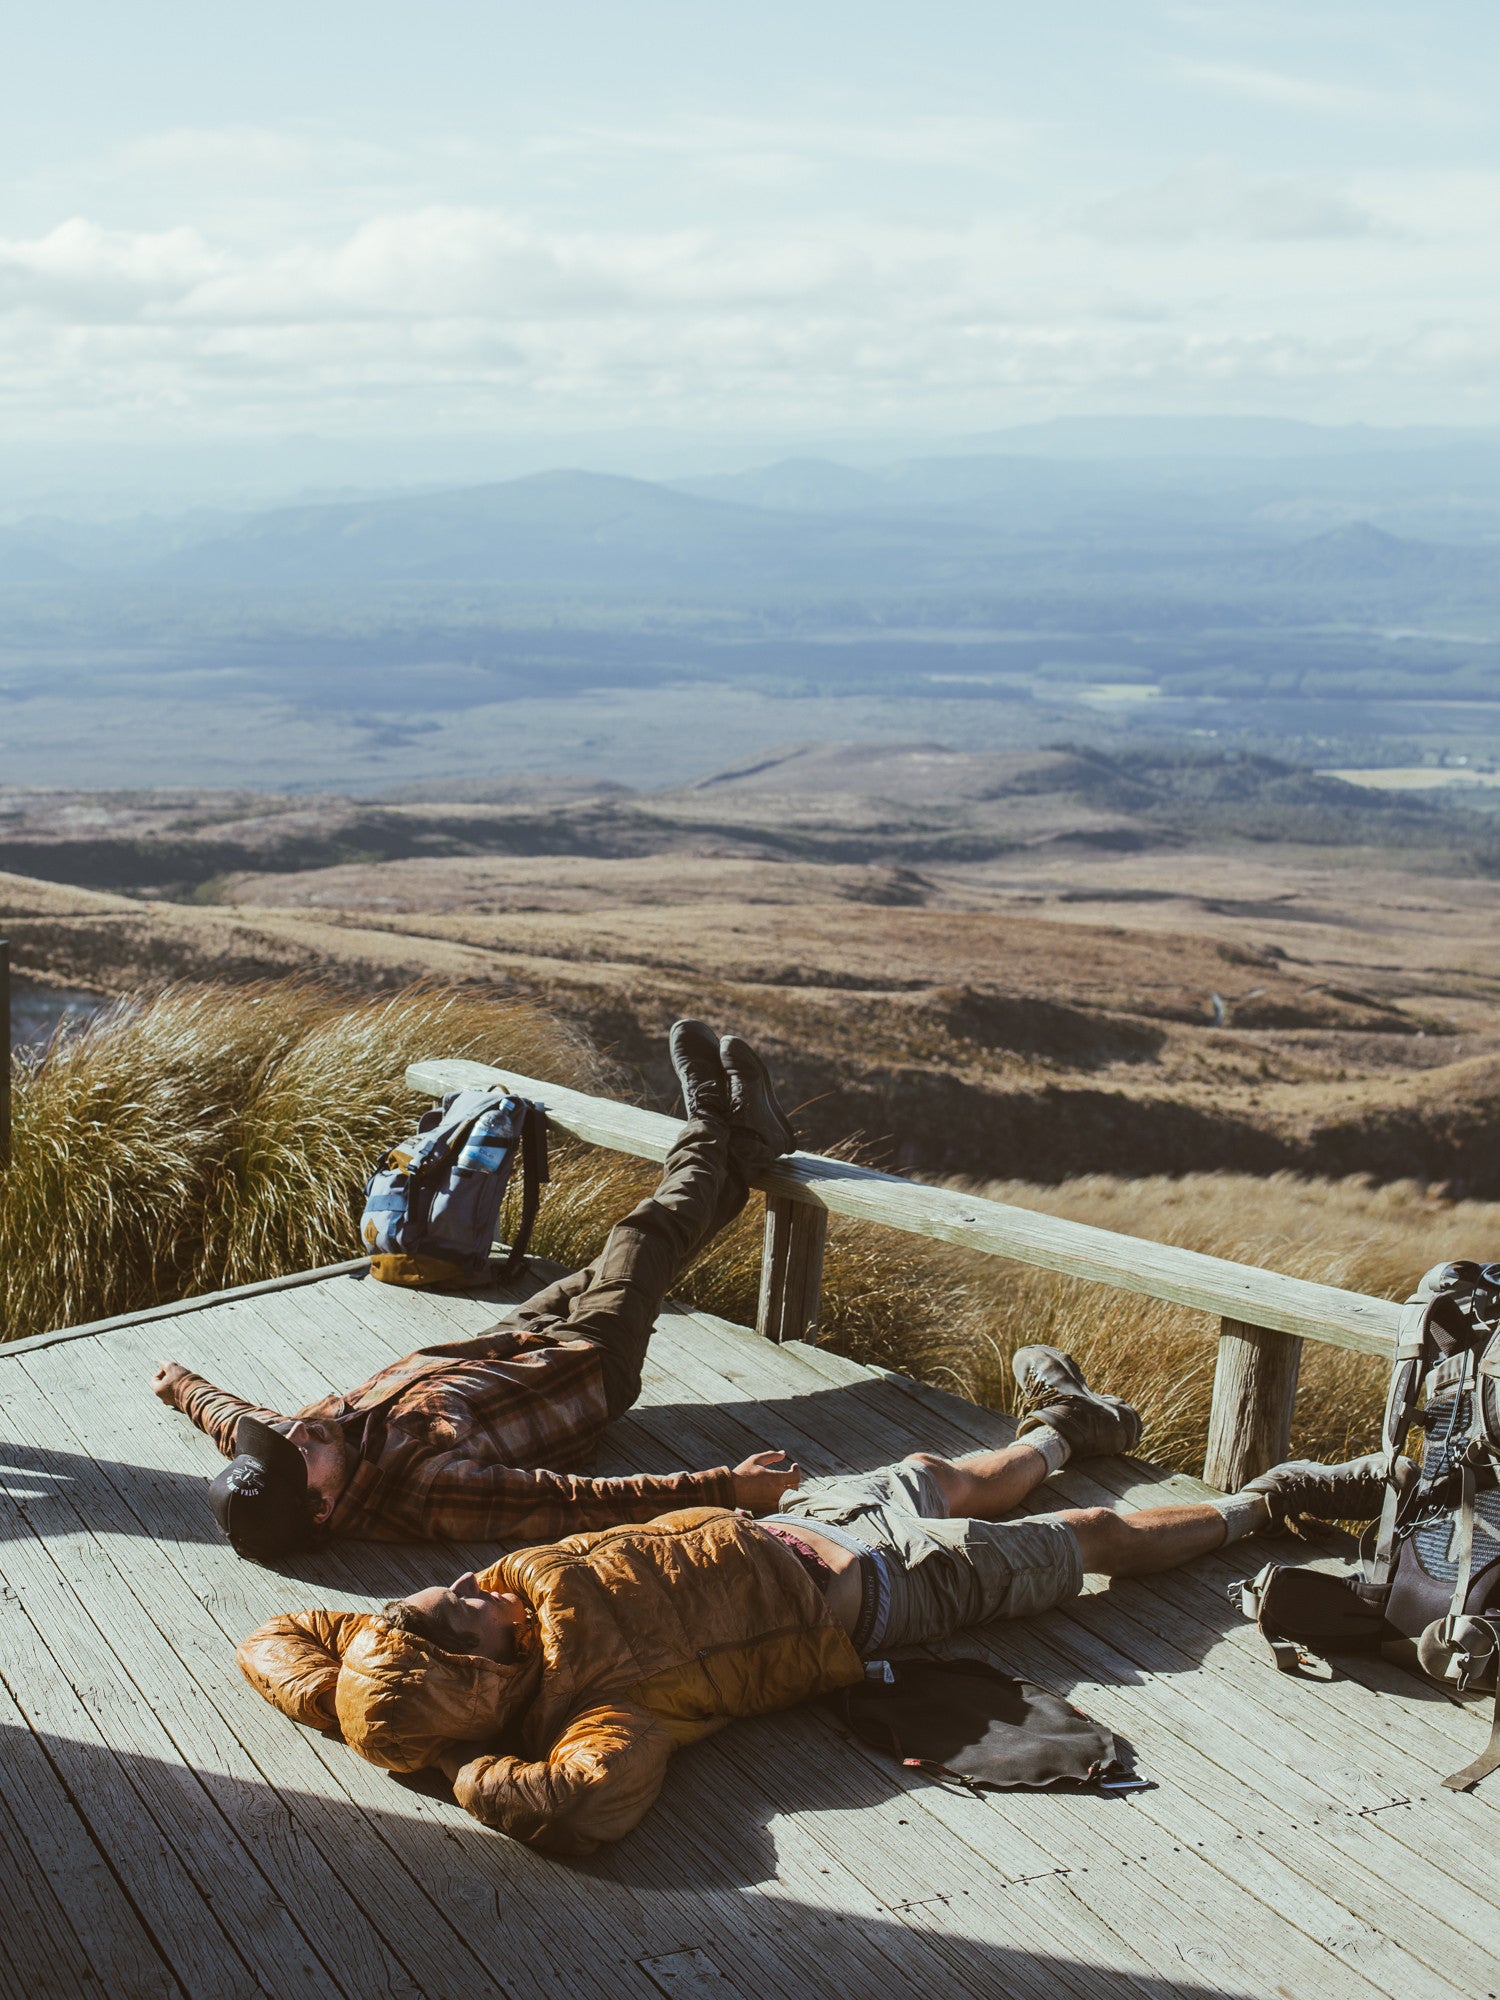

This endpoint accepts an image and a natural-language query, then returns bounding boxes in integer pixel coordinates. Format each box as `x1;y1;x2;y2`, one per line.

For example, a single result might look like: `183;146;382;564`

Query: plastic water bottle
455;1104;519;1174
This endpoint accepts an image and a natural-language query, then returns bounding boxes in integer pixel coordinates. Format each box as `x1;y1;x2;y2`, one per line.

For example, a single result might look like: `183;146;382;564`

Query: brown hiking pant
512;1116;767;1417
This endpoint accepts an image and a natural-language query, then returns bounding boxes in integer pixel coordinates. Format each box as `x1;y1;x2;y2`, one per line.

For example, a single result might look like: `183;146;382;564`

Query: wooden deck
1;1269;1497;2000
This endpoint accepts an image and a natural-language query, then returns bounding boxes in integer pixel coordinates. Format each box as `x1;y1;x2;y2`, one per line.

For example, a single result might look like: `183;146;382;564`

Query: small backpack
1235;1259;1500;1792
360;1088;549;1290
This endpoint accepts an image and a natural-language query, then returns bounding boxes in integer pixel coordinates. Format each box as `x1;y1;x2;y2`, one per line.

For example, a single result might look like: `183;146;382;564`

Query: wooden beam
407;1057;1402;1359
1202;1316;1303;1492
757;1194;828;1344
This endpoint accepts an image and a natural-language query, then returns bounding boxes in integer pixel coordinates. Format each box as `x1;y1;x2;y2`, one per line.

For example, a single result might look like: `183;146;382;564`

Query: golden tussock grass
1;982;601;1341
8;980;1492;1477
846;1171;1500;1474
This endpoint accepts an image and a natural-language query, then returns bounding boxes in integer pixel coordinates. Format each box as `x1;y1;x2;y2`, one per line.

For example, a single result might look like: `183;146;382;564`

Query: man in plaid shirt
152;1021;800;1559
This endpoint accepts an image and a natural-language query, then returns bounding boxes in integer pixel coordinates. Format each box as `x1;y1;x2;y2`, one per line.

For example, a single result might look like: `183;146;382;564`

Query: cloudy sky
4;0;1499;449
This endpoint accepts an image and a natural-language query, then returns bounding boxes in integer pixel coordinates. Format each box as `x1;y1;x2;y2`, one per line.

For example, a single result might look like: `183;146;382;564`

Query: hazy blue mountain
12;462;1465;613
678;442;1500;547
1249;521;1500;591
150;468;1017;591
10;509;249;573
948;415;1499;460
0;533;76;584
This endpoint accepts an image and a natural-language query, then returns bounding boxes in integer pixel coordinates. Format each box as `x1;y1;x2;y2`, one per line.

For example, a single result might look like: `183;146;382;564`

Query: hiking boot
669;1018;729;1121
719;1034;797;1156
1241;1451;1395;1535
1012;1345;1143;1459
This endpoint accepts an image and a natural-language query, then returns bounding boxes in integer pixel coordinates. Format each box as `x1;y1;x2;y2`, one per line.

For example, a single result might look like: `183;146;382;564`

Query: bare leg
1061;1502;1227;1576
908;1446;1055;1520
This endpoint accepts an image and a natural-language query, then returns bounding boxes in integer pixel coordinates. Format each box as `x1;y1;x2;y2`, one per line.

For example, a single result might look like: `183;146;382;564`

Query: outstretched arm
386;1448;800;1544
152;1360;283;1459
444;1704;678;1855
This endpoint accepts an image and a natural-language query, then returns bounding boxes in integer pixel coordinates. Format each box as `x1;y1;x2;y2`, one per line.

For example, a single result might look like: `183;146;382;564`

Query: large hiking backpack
360;1087;549;1289
1235;1259;1500;1792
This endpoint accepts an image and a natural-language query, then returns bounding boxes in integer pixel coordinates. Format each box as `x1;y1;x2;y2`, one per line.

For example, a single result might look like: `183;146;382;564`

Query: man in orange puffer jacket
238;1353;1275;1854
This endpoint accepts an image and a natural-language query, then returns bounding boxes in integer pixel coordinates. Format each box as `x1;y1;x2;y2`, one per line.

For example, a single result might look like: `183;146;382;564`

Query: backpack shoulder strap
1368;1295;1438;1587
1442;1682;1500;1793
492;1102;550;1281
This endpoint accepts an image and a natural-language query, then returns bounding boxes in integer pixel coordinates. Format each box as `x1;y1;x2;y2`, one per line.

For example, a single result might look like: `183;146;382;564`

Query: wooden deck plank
16;1317;671;2000
8;1272;1500;1999
0;1471;359;2000
0;1365;513;2000
650;1320;1500;1985
577;1314;1382;1998
716;1328;1500;1957
0;1680;161;2000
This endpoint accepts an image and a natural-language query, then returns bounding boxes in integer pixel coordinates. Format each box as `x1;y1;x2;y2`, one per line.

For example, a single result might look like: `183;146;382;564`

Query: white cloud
0;218;220;320
524;112;1039;180
1173;59;1416;115
0;128;1498;435
1075;158;1384;243
118;127;323;178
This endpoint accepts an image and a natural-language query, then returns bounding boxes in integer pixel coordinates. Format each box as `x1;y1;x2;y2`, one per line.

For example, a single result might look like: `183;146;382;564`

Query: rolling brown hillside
7;747;1500;1190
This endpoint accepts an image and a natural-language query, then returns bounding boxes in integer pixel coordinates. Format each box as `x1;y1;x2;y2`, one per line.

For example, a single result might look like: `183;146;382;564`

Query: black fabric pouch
1233;1562;1391;1674
828;1658;1132;1791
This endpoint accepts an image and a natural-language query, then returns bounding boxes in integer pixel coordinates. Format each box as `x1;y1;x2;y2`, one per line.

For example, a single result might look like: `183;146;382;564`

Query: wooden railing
408;1058;1402;1493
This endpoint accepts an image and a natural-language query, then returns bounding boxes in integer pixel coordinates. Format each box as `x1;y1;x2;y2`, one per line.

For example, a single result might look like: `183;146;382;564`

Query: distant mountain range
0;429;1496;616
947;414;1500;460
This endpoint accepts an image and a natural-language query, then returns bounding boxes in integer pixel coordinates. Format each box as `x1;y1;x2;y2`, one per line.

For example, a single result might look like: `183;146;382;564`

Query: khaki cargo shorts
776;1458;1084;1652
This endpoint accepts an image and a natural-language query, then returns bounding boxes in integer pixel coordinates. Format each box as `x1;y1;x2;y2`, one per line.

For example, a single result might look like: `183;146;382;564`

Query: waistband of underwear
756;1522;837;1594
759;1513;893;1654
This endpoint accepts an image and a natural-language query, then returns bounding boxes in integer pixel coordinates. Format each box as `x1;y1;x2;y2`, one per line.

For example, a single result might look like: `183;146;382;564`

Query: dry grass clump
1;982;601;1341
903;1171;1500;1473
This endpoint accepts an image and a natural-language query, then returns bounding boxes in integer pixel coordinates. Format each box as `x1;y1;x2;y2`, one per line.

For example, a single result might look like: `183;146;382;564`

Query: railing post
756;1193;828;1344
1203;1315;1302;1491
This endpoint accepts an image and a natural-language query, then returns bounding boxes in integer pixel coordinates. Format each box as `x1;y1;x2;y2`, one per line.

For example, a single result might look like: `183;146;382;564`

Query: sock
1024;1424;1070;1475
1212;1492;1272;1544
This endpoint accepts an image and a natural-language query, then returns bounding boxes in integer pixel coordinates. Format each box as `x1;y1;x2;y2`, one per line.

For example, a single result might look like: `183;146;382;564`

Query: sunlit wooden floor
2;1267;1497;2000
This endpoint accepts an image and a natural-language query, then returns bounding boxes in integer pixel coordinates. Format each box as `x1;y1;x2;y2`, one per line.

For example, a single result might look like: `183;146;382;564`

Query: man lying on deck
238;1359;1376;1853
152;1021;800;1561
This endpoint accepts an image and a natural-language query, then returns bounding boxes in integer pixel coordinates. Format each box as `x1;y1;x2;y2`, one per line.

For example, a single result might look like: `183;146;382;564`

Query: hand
151;1360;190;1406
731;1450;802;1513
435;1741;489;1784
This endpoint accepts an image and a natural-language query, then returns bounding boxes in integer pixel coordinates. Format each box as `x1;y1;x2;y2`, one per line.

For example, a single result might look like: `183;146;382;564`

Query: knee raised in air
904;1452;966;1507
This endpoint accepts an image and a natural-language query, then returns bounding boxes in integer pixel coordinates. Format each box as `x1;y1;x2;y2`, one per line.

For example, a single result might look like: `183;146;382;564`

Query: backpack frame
1236;1259;1500;1792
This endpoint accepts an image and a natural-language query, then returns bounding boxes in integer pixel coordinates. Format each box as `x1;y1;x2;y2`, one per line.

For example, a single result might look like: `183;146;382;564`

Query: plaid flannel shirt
172;1326;735;1544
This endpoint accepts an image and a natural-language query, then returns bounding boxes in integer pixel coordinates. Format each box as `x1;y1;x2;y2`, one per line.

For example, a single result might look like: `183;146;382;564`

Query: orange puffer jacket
237;1507;863;1854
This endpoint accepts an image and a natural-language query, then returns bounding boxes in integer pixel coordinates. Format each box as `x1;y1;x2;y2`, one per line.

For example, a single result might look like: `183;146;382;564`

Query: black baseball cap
207;1416;312;1560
